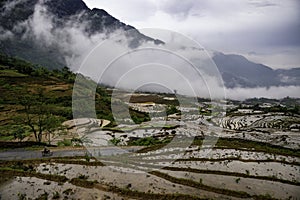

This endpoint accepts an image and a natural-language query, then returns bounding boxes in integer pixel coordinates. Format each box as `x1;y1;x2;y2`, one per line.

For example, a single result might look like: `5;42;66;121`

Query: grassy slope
0;67;74;140
0;54;149;142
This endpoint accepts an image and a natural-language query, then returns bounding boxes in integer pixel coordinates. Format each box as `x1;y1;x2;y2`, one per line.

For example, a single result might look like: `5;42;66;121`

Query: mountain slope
276;68;300;86
212;52;299;88
0;0;162;69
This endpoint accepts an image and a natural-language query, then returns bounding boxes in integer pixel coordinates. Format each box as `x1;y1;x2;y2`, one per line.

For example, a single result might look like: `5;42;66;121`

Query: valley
0;0;299;198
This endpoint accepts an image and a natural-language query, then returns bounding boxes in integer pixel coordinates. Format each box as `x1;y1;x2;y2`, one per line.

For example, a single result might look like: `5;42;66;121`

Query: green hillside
0;53;149;143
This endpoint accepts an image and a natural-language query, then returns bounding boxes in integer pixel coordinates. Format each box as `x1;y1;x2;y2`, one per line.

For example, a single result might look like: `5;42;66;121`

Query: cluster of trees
262;104;300;115
166;105;181;116
227;103;300;116
0;53;75;82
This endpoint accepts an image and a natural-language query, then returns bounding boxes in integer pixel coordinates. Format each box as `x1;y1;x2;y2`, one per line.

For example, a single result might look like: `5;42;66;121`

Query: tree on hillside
32;66;50;77
44;114;66;145
13;126;26;141
15;89;63;143
61;66;75;82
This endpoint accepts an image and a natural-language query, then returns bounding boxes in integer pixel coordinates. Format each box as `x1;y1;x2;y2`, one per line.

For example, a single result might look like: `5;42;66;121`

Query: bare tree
15;89;62;143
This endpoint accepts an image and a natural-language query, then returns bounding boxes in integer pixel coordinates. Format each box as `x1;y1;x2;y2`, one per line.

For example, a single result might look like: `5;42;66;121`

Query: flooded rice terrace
0;94;300;200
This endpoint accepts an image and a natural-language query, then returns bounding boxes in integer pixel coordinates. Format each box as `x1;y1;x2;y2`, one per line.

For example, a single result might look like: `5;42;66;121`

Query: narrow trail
0;146;142;161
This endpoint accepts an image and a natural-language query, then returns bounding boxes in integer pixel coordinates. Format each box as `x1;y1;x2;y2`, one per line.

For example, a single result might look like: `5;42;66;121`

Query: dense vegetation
226;102;300;117
244;97;300;115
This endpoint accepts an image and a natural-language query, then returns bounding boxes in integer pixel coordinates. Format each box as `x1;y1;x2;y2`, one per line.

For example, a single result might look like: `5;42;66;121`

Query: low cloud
24;1;108;70
226;86;300;100
1;0;26;15
0;27;13;40
245;48;300;69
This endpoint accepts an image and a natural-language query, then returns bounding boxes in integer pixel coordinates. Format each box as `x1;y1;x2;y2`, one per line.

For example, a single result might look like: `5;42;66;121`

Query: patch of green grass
189;137;299;157
135;143;167;153
84;152;91;162
130;108;150;124
110;138;121;145
52;191;60;199
0;125;32;141
0;166;24;172
163;166;300;186
57;139;72;147
103;124;179;133
78;174;89;180
166;105;181;116
62;188;73;195
17;193;27;200
0;69;27;77
0;161;34;172
70;178;97;188
0;135;15;141
256;193;276;200
150;171;252;198
137;137;299;157
215;138;300;157
128;136;172;146
0;167;68;183
36;192;49;200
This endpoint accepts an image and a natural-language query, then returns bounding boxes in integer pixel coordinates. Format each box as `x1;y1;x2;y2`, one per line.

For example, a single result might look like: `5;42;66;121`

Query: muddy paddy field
0;134;299;199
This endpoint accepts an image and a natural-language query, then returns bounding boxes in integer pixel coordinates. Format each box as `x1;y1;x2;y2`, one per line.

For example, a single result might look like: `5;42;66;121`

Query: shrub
17;193;27;200
110;138;121;146
78;174;89;180
85;152;91;162
52;191;60;199
57;139;72;147
166;105;180;116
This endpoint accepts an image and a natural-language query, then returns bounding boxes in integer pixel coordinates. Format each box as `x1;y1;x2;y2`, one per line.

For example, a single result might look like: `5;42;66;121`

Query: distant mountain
212;52;300;88
0;0;163;69
275;68;300;86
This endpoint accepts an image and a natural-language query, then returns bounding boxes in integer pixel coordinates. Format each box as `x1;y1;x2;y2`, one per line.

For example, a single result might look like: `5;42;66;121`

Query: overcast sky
83;0;300;69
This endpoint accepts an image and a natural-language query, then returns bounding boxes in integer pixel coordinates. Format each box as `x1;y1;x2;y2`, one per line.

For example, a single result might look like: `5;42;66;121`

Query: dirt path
0;149;86;160
0;146;142;161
